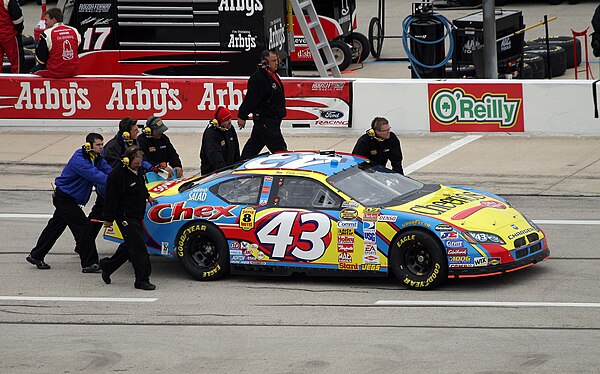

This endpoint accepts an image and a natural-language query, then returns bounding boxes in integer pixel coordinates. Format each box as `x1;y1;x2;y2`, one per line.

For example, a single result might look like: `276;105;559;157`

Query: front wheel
176;221;229;280
368;17;383;59
389;230;448;290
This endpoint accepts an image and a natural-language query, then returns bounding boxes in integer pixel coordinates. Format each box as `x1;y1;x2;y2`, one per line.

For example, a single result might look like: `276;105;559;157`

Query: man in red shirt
0;0;24;73
30;8;80;78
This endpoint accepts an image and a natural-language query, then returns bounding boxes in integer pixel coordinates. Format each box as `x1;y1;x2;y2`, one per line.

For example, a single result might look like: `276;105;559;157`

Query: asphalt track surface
3;0;600;372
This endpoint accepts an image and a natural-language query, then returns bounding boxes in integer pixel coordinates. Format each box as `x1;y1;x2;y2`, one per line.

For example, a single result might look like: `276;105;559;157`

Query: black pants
30;188;88;263
240;119;287;159
100;218;151;282
74;195;103;267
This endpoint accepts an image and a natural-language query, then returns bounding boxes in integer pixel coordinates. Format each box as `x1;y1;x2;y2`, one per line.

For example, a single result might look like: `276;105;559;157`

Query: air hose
402;12;455;78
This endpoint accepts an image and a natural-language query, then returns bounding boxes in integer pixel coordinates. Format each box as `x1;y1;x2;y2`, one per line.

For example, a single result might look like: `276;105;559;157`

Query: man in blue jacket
27;133;112;271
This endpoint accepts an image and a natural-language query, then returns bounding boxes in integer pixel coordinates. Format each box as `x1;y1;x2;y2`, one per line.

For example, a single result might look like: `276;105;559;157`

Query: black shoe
134;281;156;291
82;264;102;273
26;255;51;269
101;270;111;285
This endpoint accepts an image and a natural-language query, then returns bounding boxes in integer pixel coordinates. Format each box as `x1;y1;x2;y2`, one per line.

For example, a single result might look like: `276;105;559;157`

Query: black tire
522;53;545;79
389;230;448;290
175;221;229;281
523;45;566;78
368;17;383;59
518;62;533;79
527;36;581;68
345;32;371;63
329;40;352;71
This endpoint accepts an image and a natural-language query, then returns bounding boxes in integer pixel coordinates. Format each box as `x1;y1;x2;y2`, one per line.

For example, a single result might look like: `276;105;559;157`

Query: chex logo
430;88;521;128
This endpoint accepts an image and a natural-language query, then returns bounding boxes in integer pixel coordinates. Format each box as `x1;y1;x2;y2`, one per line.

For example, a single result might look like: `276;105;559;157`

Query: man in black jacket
200;106;240;175
237;49;287;159
138;116;183;178
592;3;600;58
100;145;157;290
352;117;404;175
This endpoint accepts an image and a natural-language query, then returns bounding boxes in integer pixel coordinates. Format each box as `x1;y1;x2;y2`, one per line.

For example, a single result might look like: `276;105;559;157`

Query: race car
104;150;549;289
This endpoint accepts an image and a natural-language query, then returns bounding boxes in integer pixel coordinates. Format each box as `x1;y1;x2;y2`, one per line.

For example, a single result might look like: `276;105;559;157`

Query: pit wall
0;75;598;135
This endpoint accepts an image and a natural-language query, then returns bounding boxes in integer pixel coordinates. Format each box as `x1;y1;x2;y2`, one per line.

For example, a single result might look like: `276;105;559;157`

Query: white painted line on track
375;300;600;308
0;296;157;303
404;135;482;175
0;213;52;219
534;220;600;225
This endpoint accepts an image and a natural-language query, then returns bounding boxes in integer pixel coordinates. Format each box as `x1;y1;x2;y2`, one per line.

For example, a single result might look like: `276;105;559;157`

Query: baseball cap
215;106;232;124
146;116;168;133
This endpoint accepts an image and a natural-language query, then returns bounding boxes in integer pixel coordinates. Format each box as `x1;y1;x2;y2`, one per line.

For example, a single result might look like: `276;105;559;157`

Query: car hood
390;184;528;232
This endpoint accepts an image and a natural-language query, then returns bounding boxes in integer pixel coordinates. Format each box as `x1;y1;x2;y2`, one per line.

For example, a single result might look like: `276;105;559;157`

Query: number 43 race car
104;151;549;289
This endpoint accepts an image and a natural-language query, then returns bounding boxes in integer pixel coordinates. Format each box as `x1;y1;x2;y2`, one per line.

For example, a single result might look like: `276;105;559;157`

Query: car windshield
327;163;424;206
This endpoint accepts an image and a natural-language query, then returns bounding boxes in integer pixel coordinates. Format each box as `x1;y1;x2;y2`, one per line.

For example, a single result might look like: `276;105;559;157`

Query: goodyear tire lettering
176;222;229;281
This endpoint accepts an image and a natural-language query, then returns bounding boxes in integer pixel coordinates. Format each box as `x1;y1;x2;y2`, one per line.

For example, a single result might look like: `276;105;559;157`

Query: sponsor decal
337;221;358;229
363;230;377;243
363;208;380;222
338;252;352;263
320;110;344;119
447;248;468;256
409;191;487;215
440;231;458;240
363;254;380;263
228;30;257;51
448;256;471;263
149;202;236;224
218;0;263;17
239;206;256;231
78;3;111;12
338;263;359;270
338;228;354;236
402;219;431;228
337;235;355;245
230;249;243;256
256;251;265;260
361;264;381;271
489;258;501;265
508;227;535;240
341;201;359;208
340;208;358;220
268;19;285;50
435;224;453;231
428;84;524;132
106;81;182;117
451;200;507;220
500;37;511;52
473;257;488;266
337;244;354;252
188;187;208;202
445;240;464;248
511;224;518;230
231;255;246;261
264;176;273;182
449;263;474;268
378;214;397;222
161;242;169;255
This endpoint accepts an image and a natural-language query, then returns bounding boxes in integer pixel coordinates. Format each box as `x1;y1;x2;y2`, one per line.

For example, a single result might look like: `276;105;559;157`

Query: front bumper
448;248;550;278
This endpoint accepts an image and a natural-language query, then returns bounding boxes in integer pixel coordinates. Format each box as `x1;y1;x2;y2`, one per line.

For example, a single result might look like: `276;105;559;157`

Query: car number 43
255;211;331;261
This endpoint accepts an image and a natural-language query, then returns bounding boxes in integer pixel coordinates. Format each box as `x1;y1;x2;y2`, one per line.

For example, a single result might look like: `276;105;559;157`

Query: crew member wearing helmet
137;116;183;178
200;106;241;175
352;117;404;175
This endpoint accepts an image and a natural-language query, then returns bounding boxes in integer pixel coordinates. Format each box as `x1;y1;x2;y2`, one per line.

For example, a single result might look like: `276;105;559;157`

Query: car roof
234;151;366;177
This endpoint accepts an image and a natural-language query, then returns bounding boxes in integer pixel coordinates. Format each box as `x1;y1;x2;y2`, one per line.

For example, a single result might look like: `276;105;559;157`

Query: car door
250;175;349;270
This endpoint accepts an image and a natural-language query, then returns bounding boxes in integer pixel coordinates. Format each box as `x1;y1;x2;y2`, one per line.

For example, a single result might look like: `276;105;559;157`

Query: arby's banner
0;76;353;128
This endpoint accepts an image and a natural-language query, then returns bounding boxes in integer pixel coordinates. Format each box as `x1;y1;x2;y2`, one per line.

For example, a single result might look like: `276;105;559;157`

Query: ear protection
143;126;152;136
367;128;376;137
83;142;92;152
123;132;130;140
368;117;386;142
210;107;229;131
122;156;130;166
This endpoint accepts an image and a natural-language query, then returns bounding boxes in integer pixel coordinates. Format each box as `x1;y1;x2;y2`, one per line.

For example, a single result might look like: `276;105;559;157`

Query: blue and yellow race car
105;151;549;289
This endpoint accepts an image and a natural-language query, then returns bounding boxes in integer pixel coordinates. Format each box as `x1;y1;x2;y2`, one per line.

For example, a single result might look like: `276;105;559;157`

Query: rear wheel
176;221;229;280
389;230;448;290
329;40;352;71
345;32;371;63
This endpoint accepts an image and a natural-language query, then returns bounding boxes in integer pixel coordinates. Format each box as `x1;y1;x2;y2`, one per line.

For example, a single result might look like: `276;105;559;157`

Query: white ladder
290;0;342;78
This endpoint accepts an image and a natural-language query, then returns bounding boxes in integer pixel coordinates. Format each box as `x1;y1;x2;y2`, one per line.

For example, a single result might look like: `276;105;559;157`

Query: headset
122;145;142;167
259;49;271;69
83;132;103;153
210;106;229;131
368;117;387;142
83;142;92;152
143;126;152;136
